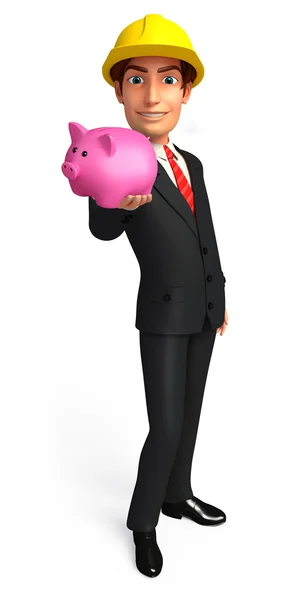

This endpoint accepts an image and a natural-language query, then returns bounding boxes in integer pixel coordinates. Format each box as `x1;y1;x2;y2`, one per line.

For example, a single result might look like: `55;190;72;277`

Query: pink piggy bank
61;122;158;208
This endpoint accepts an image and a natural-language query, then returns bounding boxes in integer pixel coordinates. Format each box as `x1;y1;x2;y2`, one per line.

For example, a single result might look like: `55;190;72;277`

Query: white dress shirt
150;138;192;188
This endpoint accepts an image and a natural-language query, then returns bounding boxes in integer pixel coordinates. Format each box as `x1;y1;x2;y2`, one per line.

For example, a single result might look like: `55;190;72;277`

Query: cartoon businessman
88;14;229;577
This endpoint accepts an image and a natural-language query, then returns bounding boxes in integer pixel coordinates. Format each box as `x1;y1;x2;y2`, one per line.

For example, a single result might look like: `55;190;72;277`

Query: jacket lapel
152;144;202;240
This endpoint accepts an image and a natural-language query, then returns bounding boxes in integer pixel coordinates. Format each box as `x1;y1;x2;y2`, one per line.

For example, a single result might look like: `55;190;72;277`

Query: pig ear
97;133;116;157
68;122;88;143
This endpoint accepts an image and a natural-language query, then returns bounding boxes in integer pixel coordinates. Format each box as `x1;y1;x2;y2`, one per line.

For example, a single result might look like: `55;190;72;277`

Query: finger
127;195;140;208
121;195;138;210
125;195;135;207
117;196;129;208
217;321;225;334
128;195;142;210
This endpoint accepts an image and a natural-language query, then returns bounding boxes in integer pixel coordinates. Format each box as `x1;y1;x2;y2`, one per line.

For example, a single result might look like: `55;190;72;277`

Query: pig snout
61;161;80;180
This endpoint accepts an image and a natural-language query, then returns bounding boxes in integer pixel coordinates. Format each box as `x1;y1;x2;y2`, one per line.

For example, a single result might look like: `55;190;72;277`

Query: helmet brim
102;44;205;88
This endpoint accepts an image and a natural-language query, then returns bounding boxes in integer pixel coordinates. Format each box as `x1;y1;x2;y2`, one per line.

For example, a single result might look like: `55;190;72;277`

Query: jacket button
121;215;132;224
163;294;171;301
208;302;213;309
207;275;212;282
203;247;208;254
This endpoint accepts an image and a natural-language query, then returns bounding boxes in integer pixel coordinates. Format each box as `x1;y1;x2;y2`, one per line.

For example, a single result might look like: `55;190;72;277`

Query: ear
68;122;88;143
182;81;192;105
114;80;124;104
97;133;116;157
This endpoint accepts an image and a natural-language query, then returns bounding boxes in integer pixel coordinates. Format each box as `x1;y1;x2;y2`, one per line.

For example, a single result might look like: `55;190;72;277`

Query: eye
82;151;88;157
162;76;178;84
127;75;144;84
72;147;77;152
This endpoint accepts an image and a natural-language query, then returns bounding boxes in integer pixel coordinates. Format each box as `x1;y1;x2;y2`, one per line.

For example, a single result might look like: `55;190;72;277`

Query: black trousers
126;314;217;532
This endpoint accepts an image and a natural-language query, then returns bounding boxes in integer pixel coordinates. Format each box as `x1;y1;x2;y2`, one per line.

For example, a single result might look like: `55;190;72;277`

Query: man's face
114;56;192;144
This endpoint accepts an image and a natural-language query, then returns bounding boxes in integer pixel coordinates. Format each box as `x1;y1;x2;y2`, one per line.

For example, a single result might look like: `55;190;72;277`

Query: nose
61;161;79;180
144;80;161;106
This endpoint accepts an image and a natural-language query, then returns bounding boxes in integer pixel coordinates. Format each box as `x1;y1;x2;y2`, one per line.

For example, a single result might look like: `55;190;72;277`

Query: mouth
136;112;168;120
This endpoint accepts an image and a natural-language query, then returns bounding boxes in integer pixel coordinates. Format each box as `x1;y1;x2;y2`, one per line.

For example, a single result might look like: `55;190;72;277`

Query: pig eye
72;147;77;152
82;151;88;157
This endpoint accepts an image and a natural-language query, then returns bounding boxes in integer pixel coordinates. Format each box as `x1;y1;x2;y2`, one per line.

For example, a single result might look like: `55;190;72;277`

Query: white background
1;0;303;597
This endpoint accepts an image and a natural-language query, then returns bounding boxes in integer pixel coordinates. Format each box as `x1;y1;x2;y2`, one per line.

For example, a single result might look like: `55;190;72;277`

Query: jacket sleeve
88;196;139;241
199;161;226;286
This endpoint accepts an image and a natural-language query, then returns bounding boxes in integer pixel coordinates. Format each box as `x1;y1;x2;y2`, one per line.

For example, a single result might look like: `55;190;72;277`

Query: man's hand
217;308;229;336
117;194;152;210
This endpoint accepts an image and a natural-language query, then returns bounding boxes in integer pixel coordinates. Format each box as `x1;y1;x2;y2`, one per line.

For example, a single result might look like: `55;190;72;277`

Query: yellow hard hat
102;14;205;88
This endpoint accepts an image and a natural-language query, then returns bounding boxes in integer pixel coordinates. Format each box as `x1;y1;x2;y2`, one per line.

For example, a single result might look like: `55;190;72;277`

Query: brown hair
110;58;197;96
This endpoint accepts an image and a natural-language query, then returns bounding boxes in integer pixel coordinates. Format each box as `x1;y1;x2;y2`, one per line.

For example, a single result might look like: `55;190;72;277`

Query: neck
149;133;169;145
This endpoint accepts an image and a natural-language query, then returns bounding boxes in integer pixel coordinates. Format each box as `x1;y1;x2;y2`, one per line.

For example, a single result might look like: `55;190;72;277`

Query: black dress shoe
133;529;163;577
162;495;226;526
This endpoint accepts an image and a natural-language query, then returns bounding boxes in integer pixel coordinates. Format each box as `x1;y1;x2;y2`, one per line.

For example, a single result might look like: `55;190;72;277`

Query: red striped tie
163;145;195;215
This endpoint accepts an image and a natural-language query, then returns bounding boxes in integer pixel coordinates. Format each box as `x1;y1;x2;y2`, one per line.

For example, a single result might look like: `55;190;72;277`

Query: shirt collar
150;138;179;161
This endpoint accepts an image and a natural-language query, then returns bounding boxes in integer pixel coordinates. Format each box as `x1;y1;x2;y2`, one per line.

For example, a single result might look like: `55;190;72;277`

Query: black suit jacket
88;144;226;334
